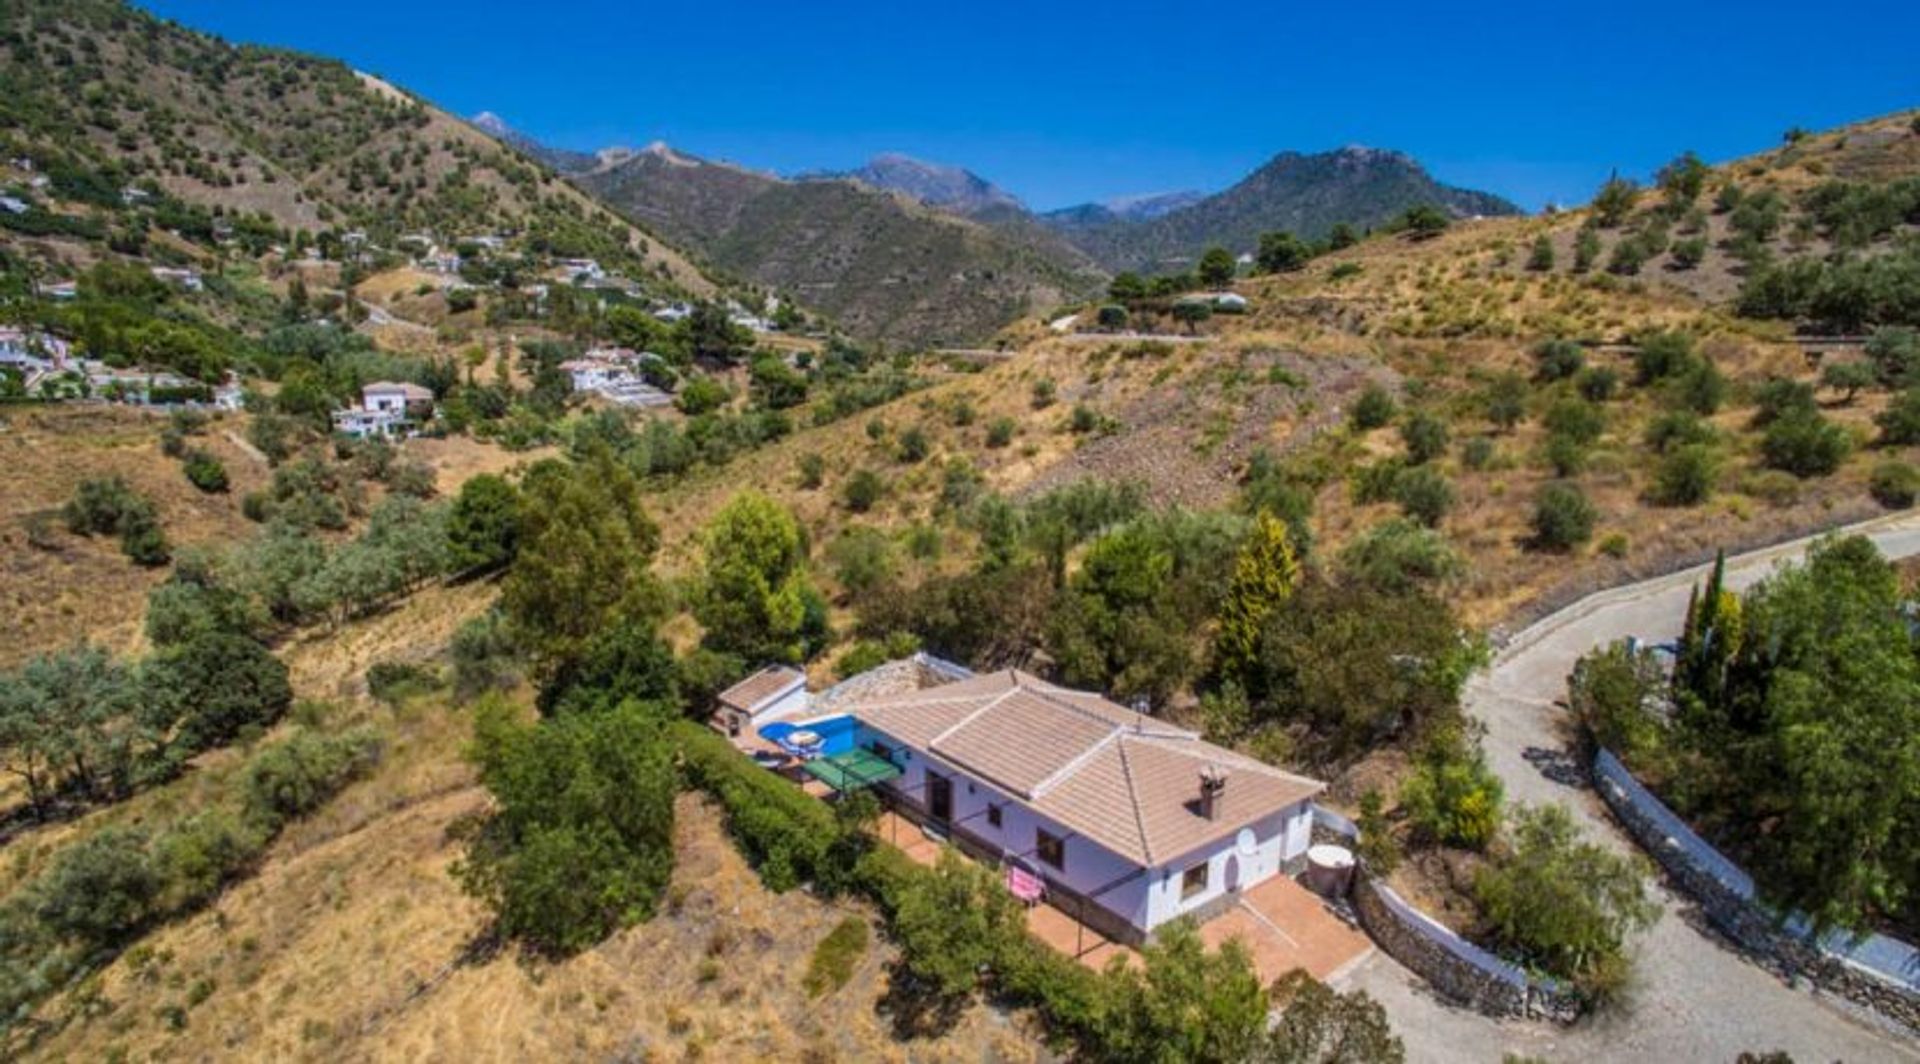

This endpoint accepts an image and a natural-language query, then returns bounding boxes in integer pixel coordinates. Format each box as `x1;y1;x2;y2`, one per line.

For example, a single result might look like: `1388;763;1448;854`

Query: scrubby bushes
0;727;379;1024
1530;482;1596;552
63;476;169;566
1473;803;1660;1003
1398;724;1503;850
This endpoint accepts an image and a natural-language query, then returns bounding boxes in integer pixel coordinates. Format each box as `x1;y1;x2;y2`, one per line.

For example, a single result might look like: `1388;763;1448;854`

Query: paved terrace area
872;809;1371;985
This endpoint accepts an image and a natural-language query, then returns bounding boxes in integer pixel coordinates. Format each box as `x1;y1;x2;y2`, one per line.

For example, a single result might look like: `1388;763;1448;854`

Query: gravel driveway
1339;512;1920;1063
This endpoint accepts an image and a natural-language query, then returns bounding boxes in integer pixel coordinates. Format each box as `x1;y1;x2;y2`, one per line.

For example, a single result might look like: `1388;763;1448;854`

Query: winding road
1341;511;1920;1063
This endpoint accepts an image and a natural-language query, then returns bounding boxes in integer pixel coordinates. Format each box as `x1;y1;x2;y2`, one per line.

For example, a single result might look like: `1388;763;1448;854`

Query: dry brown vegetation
0;405;267;666
16;574;1038;1062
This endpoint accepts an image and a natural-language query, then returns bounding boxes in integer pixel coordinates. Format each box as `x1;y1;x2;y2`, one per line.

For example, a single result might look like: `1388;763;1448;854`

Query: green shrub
1356;790;1399;874
1568;641;1668;763
1531;482;1596;551
1875;387;1920;446
1461;436;1496;471
895;426;930;463
1399;725;1503;851
1650;444;1721;507
182;450;229;493
1350;384;1397;430
1533;339;1585;381
1400;411;1450;465
796;452;826;489
985;417;1016;448
1577;367;1621;403
1869;460;1920;509
1474;804;1659;1003
1391;466;1455;528
1762;409;1852;477
843;469;884;513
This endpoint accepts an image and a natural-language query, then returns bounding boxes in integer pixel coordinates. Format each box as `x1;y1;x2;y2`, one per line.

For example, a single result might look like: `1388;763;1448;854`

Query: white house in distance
332;381;434;438
807;668;1325;944
711;665;810;738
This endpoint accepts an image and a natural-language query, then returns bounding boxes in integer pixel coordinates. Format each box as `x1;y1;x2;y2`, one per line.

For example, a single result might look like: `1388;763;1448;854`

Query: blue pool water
758;714;859;755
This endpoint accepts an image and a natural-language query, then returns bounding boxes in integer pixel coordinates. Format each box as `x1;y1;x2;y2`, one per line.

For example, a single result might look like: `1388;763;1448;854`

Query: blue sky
141;0;1918;212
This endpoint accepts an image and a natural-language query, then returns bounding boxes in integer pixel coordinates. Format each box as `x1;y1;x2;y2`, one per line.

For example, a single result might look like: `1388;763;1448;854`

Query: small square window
1036;828;1065;871
987;804;1003;829
1181;862;1209;901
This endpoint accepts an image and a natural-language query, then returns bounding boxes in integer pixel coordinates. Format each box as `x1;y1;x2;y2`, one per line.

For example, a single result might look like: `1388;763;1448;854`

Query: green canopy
803;749;903;791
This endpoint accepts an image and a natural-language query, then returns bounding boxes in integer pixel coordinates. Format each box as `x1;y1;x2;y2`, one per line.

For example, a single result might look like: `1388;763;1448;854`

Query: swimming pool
759;714;859;756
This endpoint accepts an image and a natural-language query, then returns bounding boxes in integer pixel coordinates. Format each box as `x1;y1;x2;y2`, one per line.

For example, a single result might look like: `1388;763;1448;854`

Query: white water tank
1304;844;1356;898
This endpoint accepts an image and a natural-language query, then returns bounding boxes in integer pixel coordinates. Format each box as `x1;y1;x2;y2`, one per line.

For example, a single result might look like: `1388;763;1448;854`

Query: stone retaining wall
1593;749;1920;1037
1349;870;1580;1022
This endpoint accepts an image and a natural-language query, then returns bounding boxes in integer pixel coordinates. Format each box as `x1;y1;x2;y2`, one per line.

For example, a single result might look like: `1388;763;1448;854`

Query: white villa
561;350;673;408
728;662;1326;945
332;380;433;438
150;266;204;292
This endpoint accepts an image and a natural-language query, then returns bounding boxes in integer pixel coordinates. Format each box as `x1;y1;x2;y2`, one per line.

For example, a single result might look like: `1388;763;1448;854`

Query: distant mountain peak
1098;190;1206;220
470;110;512;137
808;153;1025;217
1042;144;1521;272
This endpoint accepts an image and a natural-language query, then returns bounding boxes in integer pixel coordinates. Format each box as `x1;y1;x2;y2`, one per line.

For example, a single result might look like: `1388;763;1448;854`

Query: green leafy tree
1198;246;1238;288
695;492;828;663
1568;641;1668;763
1257;231;1312;274
500;454;662;679
1391;466;1455;528
843;468;884;513
1249;580;1481;758
749;355;809;409
455;697;677;956
1108;272;1149;303
889;849;1023;999
1875;387;1920;445
1215;511;1301;679
1326;222;1359;250
181;450;228;493
140;632;292;754
1656;151;1709;205
1172;299;1213;334
1820;359;1875;403
1591;173;1640;227
1261;969;1405;1063
1572;227;1601;272
1048;523;1196;703
675;374;729;416
446;473;521;574
1399;204;1450;238
1650;444;1721;507
1484;372;1528;432
1100;923;1268;1064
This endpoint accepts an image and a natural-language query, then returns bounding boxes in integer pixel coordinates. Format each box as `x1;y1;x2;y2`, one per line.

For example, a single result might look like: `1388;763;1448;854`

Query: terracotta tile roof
717;665;805;714
843;670;1323;866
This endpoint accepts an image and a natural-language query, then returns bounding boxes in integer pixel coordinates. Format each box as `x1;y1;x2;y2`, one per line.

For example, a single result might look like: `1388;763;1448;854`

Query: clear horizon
138;0;1920;212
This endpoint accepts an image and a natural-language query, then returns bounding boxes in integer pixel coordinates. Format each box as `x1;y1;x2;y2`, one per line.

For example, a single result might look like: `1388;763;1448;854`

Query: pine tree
1214;510;1300;680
